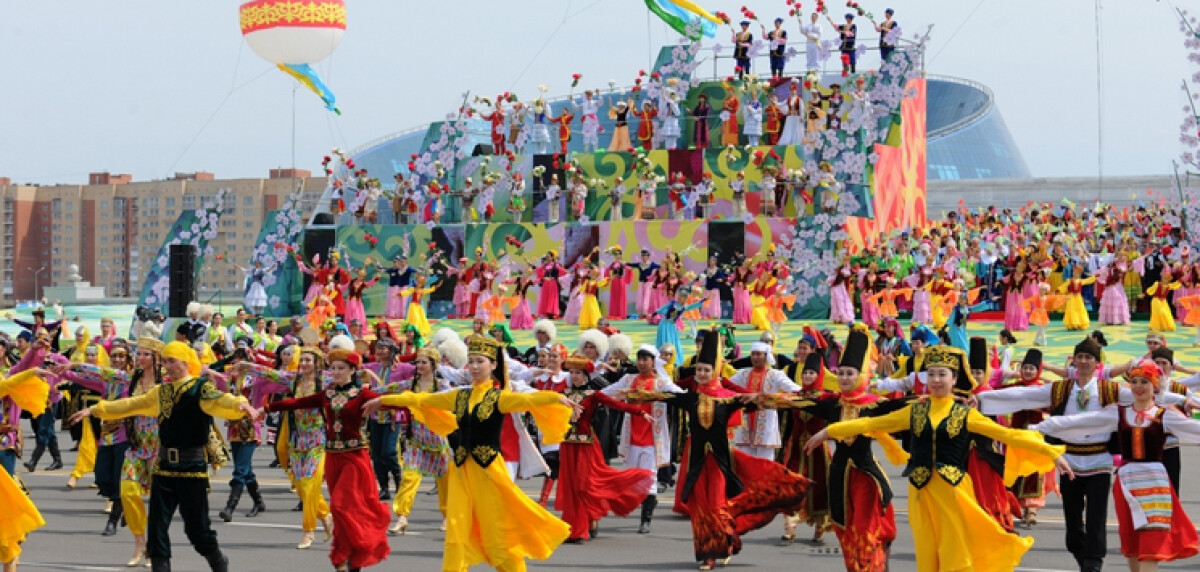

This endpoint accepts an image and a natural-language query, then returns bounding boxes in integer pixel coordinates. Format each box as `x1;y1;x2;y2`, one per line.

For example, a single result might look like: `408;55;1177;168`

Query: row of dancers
7;302;1200;571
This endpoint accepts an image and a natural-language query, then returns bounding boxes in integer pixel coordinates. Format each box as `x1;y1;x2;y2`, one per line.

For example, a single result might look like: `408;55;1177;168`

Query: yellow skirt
0;468;45;562
442;455;570;571
908;476;1033;572
1149;297;1176;332
578;294;602;330
750;294;772;331
407;302;431;338
1062;294;1090;331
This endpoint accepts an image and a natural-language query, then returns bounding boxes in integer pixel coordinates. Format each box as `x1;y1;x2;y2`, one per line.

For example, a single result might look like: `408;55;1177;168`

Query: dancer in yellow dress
0;369;51;572
1057;266;1096;331
399;272;441;338
363;336;579;572
65;330;109;490
806;345;1073;572
1143;269;1181;333
577;267;610;331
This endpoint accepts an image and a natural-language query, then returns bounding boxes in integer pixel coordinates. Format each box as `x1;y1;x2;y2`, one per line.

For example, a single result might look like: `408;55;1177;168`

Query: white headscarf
750;342;776;366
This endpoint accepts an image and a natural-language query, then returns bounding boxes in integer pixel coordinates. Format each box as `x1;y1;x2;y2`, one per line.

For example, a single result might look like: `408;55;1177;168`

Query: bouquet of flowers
504;234;525;256
571;73;582;88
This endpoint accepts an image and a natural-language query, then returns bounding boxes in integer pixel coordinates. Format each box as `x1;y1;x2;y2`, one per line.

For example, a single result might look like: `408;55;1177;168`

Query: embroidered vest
1116;406;1166;463
904;400;971;489
157;377;220;474
446;388;505;468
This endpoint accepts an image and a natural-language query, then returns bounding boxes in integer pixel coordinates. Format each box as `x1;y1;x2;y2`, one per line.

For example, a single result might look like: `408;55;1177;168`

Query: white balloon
243;26;344;65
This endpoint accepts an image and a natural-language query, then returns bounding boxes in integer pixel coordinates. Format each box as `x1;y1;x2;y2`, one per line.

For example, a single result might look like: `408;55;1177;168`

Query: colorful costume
1145;280;1181;332
557;381;654;542
379;353;573;572
264;371;392;570
1057;276;1097;331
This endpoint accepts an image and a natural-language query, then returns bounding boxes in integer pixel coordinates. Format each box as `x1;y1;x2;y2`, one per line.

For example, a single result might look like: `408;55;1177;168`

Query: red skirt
537;279;561;318
1114;477;1199;562
325;449;393;569
834;469;897;572
686;451;809;562
556;440;653;541
673;437;692;516
967;449;1021;533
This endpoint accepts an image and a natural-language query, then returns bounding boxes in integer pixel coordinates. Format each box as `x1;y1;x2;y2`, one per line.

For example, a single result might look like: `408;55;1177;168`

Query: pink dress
1098;266;1131;325
859;275;881;329
1003;277;1029;331
732;271;752;324
827;267;855;324
509;282;535;330
907;272;932;324
343;278;377;326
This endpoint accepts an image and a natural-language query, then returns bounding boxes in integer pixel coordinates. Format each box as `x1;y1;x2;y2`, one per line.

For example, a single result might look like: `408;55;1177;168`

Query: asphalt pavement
13;430;1200;571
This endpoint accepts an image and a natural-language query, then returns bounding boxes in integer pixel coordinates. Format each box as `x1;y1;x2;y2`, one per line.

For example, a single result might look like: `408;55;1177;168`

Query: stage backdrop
846;77;928;246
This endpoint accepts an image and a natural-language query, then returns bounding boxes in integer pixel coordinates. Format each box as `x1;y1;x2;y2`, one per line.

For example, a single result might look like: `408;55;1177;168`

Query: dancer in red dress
556;355;655;543
261;349;392;572
628;333;809;570
536;251;568;319
604;247;633;320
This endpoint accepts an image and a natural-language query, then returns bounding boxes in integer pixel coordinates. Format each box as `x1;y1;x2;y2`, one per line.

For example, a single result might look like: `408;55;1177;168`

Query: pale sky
0;1;1191;185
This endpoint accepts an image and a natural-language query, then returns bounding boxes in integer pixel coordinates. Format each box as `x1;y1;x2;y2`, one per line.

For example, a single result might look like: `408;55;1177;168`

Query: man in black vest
73;341;257;572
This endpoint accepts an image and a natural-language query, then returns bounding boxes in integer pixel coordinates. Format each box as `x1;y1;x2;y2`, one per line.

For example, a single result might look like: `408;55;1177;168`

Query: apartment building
0;170;325;304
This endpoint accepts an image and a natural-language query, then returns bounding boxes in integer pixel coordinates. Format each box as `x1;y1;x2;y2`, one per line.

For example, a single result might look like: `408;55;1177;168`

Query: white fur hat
430;327;461;350
441;339;469;368
608;333;633;359
533;319;557;342
578;329;609;359
186;302;201;316
328;335;355;351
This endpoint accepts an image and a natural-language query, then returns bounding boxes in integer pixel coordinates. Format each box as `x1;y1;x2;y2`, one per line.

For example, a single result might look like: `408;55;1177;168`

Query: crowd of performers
322;5;901;228
4;280;1200;572
276;242;802;349
823;200;1200;346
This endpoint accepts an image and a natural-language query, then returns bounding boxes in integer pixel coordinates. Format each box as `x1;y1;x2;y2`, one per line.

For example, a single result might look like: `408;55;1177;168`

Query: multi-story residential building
0;170;324;304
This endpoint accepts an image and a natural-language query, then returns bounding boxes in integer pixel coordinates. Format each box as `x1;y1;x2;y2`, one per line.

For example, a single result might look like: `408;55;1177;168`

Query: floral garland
1175;11;1200;244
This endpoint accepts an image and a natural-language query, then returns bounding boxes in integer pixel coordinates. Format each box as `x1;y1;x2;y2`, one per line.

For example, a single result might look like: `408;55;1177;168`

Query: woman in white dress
239;261;275;315
527;99;553;154
776;80;805;145
659;89;682;150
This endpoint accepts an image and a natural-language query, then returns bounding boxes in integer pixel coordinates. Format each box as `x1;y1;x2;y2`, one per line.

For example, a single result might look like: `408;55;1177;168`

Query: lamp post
26;266;45;301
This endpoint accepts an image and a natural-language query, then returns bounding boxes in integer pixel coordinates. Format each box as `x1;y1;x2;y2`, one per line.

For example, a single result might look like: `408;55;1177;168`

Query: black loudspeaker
167;244;197;318
302;228;337;294
313;212;336;225
708;221;745;268
531;154;560;191
472;144;494;156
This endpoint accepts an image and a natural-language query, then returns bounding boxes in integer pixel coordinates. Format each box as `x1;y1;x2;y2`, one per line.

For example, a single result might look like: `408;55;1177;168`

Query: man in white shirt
730;342;801;459
977;339;1112;572
226;309;254;354
601;345;685;533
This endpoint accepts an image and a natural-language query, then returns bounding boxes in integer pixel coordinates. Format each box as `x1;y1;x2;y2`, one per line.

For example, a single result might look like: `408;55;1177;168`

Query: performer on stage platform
633;100;657;150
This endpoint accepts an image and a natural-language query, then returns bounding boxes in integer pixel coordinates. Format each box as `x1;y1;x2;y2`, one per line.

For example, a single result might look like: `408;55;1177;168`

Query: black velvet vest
157;377;220;474
447;388;505;468
904;400;971;489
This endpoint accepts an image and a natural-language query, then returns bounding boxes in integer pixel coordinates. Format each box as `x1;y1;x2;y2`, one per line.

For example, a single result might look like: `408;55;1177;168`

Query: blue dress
947;304;969;352
654;300;705;366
